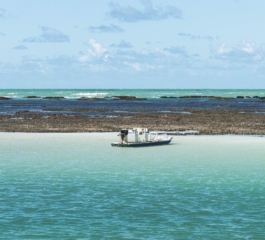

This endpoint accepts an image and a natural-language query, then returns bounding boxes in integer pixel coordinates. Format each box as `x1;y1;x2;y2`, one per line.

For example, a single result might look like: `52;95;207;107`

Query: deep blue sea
1;89;265;116
1;133;265;239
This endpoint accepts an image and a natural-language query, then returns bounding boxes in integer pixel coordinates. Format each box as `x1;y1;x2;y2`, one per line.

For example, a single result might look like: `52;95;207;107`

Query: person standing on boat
120;132;125;144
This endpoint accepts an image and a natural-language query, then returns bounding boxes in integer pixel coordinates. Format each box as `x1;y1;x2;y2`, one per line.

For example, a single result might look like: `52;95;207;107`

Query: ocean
1;133;265;239
1;89;265;99
1;89;265;116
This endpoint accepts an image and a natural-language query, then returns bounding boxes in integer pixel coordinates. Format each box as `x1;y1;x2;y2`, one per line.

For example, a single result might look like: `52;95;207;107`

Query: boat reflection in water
111;128;173;147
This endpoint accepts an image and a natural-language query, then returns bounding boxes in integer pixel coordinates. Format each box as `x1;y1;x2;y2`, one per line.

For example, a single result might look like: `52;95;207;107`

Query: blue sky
1;0;265;88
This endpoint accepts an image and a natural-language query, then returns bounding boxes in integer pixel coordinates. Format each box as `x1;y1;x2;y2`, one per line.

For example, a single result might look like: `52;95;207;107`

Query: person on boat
118;129;128;144
120;132;125;144
118;132;125;144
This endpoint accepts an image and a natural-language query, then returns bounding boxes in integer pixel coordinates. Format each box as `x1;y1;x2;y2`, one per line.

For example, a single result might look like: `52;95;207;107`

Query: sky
1;0;265;88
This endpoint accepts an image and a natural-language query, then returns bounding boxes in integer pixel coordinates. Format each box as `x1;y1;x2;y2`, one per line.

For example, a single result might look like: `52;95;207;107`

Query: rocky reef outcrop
0;96;11;100
112;96;147;100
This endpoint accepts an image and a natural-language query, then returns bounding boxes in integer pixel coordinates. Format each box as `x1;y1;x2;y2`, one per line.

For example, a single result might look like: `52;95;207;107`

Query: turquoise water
1;133;265;239
1;89;265;99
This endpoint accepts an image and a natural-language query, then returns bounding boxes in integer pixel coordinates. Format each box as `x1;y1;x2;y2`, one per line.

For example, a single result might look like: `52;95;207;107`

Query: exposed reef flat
1;95;265;134
1;109;265;134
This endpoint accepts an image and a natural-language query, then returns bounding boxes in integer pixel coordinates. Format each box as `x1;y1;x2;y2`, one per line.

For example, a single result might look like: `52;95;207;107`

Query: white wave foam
72;92;108;98
1;95;19;98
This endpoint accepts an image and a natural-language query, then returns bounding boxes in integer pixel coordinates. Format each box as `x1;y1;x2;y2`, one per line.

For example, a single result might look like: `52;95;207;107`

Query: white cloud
242;42;254;53
123;62;155;71
217;43;231;54
5;37;265;88
78;39;107;63
22;55;42;62
20;55;49;74
13;44;28;50
110;40;133;48
108;0;182;22
126;62;141;71
89;24;124;33
215;40;264;62
178;33;214;41
23;26;70;43
47;55;76;66
0;8;5;18
164;46;188;57
10;38;265;81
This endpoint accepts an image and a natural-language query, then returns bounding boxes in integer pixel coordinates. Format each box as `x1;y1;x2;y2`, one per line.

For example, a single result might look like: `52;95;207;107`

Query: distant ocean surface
2;89;265;116
1;133;265;239
1;89;265;99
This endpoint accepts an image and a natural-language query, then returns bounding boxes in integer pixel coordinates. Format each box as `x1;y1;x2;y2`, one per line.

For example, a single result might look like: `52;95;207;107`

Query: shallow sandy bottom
1;132;265;156
1;133;265;238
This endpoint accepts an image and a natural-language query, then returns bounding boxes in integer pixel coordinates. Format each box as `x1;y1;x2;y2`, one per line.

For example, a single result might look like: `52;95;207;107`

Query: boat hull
111;139;172;147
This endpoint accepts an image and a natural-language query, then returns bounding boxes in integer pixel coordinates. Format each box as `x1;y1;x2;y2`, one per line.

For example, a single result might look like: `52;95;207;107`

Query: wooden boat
111;128;173;147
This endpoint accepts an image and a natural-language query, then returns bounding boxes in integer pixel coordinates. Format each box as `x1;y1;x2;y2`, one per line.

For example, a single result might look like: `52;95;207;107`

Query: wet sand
1;109;265;134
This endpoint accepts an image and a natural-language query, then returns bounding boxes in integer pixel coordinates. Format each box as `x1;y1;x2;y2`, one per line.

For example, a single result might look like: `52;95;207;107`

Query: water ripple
1;134;265;238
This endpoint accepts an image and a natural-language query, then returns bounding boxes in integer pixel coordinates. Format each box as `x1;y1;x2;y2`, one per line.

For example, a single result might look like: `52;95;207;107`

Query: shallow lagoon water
1;133;265;239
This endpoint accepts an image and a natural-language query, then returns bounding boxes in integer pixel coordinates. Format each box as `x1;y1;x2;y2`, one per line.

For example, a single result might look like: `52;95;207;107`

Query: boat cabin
118;128;171;143
112;128;173;147
149;131;169;141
